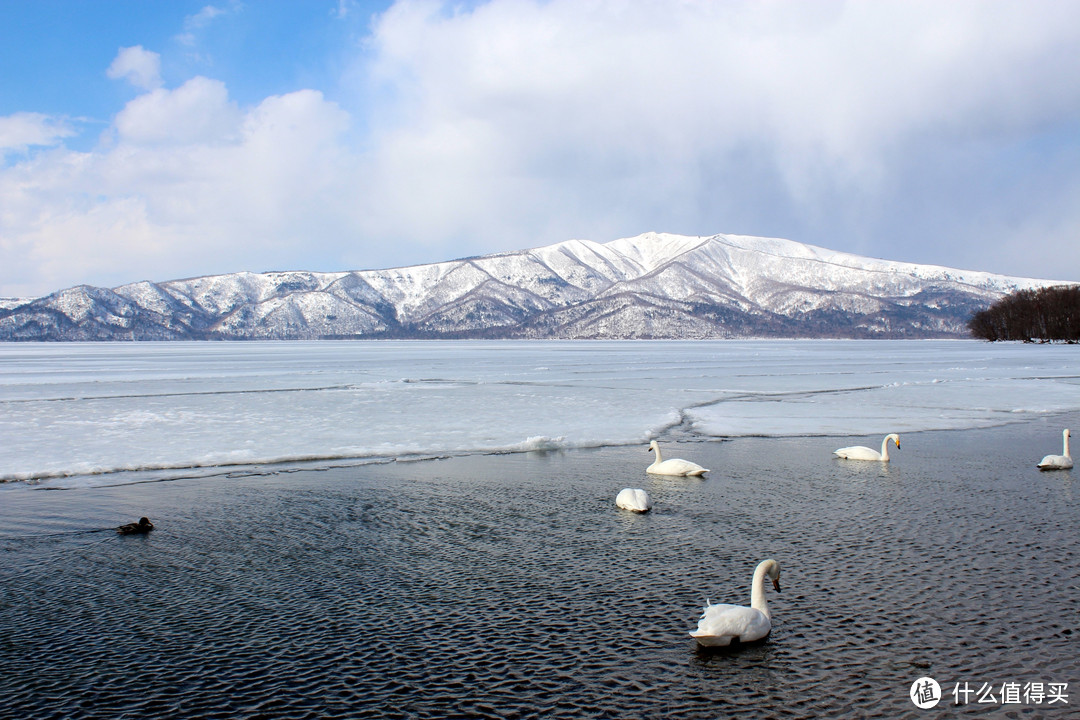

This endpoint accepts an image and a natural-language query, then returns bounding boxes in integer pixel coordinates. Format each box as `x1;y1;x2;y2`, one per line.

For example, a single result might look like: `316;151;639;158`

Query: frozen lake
1;339;1079;485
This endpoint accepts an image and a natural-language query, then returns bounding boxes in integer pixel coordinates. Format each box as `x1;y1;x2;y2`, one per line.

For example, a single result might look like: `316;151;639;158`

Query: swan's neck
750;561;775;620
880;434;894;461
651;444;662;463
1064;431;1071;459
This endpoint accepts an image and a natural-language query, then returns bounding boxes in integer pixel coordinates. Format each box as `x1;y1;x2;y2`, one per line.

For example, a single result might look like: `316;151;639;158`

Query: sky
2;0;1080;298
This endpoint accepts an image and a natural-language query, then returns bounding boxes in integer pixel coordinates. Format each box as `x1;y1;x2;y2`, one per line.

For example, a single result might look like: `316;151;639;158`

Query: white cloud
364;0;1080;192
112;77;241;146
177;3;236;47
0;82;354;296
0;113;75;154
186;4;227;29
106;46;163;90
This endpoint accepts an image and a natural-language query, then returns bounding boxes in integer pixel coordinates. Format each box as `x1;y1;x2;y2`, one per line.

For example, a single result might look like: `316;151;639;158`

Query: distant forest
968;285;1080;342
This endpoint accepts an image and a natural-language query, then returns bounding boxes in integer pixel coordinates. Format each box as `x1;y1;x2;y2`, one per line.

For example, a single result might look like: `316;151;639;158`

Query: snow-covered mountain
0;232;1066;340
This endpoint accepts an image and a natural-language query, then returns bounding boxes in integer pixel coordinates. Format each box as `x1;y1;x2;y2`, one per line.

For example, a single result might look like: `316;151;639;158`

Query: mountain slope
0;232;1066;340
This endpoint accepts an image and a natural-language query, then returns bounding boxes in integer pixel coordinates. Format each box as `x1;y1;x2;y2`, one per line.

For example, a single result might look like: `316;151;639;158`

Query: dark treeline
969;285;1080;342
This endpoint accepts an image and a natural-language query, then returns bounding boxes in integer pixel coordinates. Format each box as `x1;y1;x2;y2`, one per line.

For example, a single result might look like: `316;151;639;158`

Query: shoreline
5;339;1078;490
4;409;1076;494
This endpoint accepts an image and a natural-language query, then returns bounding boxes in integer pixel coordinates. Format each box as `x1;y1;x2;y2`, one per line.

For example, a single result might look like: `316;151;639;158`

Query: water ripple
2;424;1078;718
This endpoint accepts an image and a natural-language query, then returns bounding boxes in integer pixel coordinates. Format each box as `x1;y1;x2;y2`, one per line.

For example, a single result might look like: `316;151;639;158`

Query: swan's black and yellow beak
772;578;781;593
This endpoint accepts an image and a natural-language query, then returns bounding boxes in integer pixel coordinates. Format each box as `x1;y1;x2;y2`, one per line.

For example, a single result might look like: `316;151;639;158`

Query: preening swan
615;488;652;513
834;433;900;462
690;559;781;647
1037;429;1072;470
647;440;708;476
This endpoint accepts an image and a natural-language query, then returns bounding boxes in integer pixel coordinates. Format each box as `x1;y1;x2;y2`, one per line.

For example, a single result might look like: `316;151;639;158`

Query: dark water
2;419;1078;719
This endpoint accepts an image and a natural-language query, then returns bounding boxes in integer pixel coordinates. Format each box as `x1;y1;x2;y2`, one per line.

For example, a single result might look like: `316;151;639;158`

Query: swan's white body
834;433;900;462
1037;429;1072;470
615;488;652;512
647;440;708;476
690;559;781;647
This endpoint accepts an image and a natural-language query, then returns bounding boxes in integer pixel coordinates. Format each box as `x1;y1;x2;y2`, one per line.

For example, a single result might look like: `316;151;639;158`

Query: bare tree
969;285;1080;342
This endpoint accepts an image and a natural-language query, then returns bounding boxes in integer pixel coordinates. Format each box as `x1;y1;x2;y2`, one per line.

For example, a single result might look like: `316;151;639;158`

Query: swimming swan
1037;428;1072;470
615;488;652;512
834;433;900;462
647;440;708;476
690;559;782;647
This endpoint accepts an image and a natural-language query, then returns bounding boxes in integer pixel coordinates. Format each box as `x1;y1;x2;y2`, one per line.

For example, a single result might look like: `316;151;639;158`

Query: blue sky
2;0;1080;298
1;1;384;144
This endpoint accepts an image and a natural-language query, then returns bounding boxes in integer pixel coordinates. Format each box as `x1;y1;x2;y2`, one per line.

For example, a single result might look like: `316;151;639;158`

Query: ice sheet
1;340;1077;484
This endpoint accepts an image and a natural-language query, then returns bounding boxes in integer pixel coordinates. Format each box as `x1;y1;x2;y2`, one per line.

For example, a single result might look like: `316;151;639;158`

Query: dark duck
117;517;154;535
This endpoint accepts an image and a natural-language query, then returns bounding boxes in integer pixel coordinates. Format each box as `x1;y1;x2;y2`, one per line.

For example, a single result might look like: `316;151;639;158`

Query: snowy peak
708;233;1029;290
0;231;1068;340
603;232;709;274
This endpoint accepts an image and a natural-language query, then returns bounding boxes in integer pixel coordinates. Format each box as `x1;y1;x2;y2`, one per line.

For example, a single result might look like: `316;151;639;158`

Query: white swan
1037;428;1072;470
615;488;652;512
690;559;782;647
647;440;708;476
834;433;900;462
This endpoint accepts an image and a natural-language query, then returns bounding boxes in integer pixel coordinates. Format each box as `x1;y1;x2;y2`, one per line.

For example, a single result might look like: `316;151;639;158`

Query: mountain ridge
0;232;1068;340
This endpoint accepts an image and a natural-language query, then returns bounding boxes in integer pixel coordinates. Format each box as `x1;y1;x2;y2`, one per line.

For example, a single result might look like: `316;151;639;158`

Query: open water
1;341;1078;718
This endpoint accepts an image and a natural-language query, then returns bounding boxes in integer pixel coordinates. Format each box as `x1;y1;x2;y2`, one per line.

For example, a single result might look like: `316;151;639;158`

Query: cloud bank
2;0;1080;298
